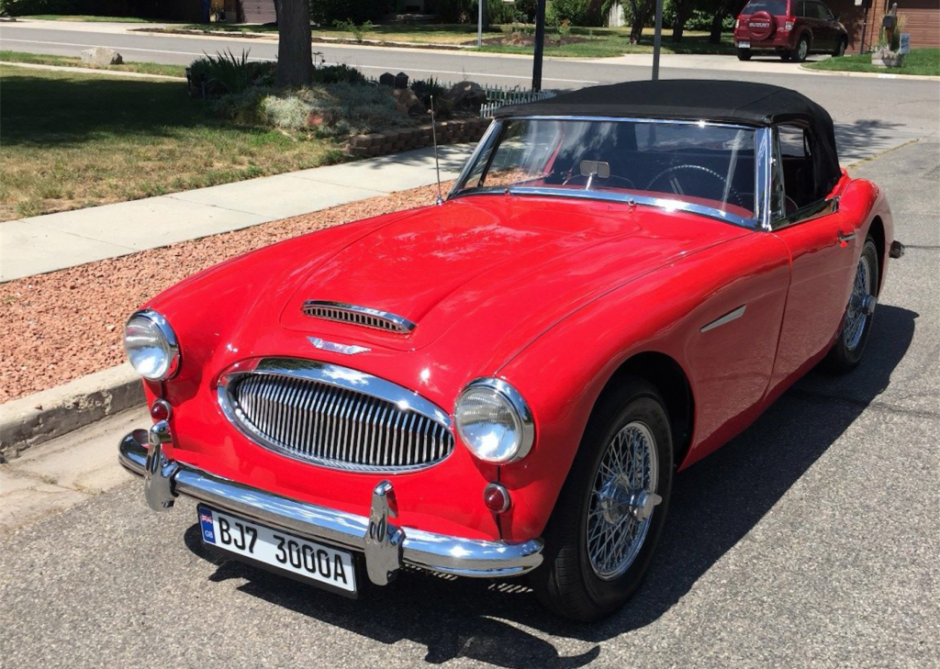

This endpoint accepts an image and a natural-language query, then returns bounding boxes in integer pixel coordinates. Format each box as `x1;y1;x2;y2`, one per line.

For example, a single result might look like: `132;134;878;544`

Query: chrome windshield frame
450;116;770;231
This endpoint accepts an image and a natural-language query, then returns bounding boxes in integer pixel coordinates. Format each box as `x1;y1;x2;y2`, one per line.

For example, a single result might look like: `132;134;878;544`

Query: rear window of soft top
742;0;788;14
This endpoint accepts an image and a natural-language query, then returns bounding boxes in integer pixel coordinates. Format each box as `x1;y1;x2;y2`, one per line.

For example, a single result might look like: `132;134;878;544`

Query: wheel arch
595;351;695;470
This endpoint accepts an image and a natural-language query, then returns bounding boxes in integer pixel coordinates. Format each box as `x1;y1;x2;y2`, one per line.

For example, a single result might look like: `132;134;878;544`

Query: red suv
734;0;848;62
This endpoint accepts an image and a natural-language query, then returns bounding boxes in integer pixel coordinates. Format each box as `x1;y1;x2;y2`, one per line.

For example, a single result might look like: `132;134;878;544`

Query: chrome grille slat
227;372;454;472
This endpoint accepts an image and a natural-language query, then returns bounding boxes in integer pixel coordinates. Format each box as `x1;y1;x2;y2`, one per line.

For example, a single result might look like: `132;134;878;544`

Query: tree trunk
481;0;490;31
672;20;685;42
275;0;313;87
709;11;726;44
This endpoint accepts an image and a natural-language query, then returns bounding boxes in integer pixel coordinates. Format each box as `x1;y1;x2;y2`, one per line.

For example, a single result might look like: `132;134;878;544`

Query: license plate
739;41;751;48
198;505;357;594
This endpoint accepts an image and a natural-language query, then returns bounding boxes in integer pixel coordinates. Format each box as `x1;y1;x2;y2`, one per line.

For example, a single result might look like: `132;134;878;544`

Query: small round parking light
483;483;511;514
150;399;172;422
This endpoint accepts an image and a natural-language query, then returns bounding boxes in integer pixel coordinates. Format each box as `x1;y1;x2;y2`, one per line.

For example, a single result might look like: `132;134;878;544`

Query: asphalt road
1;133;938;666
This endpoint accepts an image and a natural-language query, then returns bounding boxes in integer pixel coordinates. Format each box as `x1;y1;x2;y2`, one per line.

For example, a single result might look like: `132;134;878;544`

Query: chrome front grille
219;359;454;472
301;301;416;334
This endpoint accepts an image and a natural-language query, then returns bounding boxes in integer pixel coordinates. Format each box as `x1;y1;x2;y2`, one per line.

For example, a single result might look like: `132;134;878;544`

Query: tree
275;0;313;87
624;0;656;44
707;0;746;44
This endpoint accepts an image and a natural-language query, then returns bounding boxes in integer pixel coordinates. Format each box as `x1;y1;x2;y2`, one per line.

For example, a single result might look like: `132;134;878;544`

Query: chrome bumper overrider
118;422;543;585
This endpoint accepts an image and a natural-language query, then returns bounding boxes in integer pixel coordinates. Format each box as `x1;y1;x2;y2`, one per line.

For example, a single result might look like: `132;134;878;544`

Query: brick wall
346;117;491;158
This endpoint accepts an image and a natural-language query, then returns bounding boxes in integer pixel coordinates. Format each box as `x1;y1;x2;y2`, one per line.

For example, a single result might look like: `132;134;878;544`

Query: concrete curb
0;364;144;462
799;63;940;81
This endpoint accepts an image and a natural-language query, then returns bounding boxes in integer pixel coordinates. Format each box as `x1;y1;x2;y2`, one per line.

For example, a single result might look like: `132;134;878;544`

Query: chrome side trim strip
302;301;416;334
119;432;544;581
700;305;747;333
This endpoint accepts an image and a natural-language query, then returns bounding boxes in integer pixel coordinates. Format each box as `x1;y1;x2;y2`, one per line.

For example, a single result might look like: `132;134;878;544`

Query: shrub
213;82;417;138
312;63;367;85
332;18;374;43
551;0;605;27
410;77;447;109
310;0;388;25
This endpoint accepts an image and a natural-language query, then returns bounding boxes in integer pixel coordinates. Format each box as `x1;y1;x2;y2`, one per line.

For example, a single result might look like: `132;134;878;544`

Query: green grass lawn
805;48;940;76
0;50;187;78
168;23;736;57
0;64;343;221
19;14;158;22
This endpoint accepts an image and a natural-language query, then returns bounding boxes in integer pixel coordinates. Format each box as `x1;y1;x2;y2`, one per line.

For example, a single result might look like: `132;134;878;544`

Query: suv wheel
793;35;810;62
833;38;847;57
737;47;753;61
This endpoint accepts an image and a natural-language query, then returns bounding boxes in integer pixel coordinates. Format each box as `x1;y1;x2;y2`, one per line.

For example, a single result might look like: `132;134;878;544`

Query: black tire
793;35;810;62
737;47;753;61
833;38;847;57
824;237;879;373
530;378;673;622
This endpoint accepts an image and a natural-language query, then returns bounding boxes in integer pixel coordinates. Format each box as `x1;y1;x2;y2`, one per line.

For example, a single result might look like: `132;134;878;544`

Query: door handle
837;231;856;242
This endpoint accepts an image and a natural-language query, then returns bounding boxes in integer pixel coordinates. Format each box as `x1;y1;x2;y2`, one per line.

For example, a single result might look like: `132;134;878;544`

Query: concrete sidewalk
0;143;474;283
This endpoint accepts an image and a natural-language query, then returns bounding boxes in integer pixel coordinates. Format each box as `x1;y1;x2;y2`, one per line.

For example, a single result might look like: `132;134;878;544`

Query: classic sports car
119;80;903;621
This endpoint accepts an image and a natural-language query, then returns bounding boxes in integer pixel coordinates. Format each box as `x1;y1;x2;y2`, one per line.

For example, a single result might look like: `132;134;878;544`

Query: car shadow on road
183;304;917;669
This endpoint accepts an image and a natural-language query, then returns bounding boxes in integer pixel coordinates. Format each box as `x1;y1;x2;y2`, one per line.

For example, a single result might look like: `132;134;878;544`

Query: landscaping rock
448;81;487;109
81;47;124;66
392;88;425;116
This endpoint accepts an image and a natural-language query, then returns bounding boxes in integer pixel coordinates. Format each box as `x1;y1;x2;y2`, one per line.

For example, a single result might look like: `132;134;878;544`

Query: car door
810;1;835;50
767;124;858;395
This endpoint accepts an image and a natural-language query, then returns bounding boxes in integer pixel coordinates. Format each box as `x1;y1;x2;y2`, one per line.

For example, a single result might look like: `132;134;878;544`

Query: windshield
452;118;759;224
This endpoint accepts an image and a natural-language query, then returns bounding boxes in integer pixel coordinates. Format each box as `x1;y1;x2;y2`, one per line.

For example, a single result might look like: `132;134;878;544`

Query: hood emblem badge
308;337;370;356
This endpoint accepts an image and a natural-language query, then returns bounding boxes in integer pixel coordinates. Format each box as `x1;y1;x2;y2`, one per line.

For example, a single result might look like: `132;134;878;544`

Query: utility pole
652;0;664;81
477;0;483;48
532;0;547;91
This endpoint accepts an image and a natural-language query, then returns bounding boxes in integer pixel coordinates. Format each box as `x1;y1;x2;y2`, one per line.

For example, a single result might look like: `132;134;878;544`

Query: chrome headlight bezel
123;309;180;381
454;378;535;464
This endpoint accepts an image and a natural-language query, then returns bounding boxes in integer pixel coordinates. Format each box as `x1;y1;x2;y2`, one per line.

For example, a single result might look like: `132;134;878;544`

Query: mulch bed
0;182;450;404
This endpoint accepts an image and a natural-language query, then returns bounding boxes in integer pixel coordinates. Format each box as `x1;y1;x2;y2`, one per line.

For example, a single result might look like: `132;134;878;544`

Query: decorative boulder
447;81;487;109
81;47;123;66
392;88;425;116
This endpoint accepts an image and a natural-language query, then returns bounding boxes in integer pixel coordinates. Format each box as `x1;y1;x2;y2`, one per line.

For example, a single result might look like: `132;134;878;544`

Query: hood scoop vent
302;301;416;334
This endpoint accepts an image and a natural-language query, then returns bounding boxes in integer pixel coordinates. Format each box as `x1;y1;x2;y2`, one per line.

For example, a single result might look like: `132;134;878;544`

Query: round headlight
123;310;180;381
455;378;534;463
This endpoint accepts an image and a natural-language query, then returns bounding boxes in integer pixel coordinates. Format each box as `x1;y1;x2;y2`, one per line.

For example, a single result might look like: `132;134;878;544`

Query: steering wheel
563;173;636;189
645;164;747;209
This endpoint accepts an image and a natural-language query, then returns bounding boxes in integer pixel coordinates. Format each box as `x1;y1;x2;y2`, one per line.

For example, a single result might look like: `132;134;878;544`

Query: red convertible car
119;80;902;621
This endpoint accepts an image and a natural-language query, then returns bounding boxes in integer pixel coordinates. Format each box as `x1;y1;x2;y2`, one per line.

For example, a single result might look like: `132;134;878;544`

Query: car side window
796;1;806;18
817;2;833;20
772;125;818;225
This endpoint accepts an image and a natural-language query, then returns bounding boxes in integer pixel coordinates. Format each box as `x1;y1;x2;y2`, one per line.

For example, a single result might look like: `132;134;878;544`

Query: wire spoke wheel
586;421;659;581
843;253;873;351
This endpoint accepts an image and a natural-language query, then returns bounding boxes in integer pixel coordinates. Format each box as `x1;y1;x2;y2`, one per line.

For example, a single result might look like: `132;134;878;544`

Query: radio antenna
430;96;443;205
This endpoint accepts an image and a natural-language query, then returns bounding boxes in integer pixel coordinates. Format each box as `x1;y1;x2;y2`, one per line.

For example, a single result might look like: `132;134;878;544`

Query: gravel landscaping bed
0;182;449;404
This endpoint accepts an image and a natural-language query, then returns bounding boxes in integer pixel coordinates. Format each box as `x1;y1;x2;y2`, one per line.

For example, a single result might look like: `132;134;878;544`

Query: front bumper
119;422;543;585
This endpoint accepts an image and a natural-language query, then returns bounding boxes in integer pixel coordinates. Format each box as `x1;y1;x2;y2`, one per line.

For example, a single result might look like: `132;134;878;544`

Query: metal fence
479;87;557;118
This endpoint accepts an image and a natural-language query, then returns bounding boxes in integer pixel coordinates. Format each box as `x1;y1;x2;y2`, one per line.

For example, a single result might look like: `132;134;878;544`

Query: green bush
550;0;605;27
310;0;389;25
312;64;367;85
189;50;261;96
1;0;129;15
432;0;520;25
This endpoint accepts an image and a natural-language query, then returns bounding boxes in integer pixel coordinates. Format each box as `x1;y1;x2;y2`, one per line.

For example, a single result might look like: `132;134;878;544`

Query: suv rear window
742;0;788;13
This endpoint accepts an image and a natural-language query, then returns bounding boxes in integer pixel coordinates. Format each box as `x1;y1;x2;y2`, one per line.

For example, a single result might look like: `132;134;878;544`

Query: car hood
275;195;748;356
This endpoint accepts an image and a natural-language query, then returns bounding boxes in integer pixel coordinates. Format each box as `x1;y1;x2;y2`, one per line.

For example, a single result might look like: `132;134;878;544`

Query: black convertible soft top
497;80;841;200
